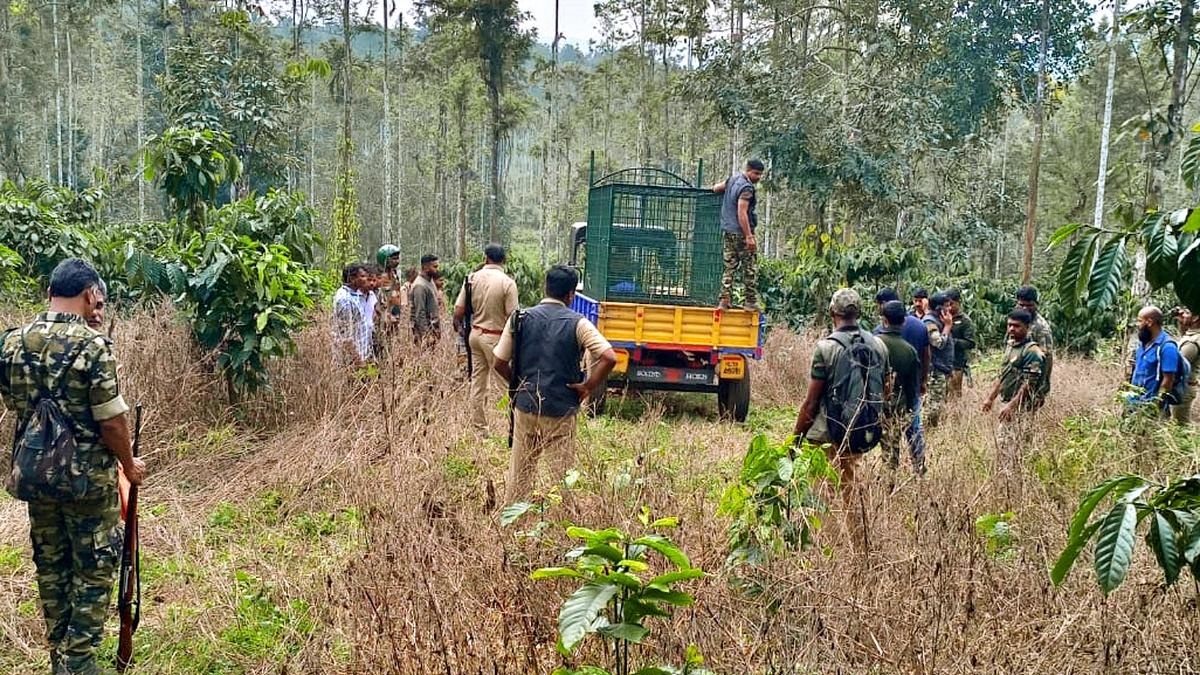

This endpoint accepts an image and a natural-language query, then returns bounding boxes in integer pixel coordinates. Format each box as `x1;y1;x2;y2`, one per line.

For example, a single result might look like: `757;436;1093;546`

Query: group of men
331;248;448;367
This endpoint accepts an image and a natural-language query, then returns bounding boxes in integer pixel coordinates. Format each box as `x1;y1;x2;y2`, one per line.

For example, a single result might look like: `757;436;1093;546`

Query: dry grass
1;309;1199;674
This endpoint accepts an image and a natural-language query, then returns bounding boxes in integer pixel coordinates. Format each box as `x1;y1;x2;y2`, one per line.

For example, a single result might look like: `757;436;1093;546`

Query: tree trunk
137;0;146;223
51;1;62;185
1094;0;1121;233
456;91;468;260
1022;0;1050;285
488;86;502;242
382;0;391;246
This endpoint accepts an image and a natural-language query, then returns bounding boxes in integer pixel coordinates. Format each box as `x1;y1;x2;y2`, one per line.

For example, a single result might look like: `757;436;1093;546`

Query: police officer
0;259;146;675
493;265;617;504
453;244;519;431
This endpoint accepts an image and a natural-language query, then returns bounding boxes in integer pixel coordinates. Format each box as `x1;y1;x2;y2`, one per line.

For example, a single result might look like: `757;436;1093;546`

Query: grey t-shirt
720;173;757;234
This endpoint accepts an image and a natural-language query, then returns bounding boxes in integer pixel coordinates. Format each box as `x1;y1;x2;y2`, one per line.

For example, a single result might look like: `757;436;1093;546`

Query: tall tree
419;0;533;242
1022;0;1050;284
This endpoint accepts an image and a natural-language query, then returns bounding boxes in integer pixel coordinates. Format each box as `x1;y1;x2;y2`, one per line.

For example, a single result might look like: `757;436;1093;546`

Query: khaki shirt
1181;329;1200;386
493;299;612;362
454;264;519;333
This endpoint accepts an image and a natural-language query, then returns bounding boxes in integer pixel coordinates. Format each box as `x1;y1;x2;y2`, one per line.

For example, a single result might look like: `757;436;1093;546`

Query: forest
0;0;1199;673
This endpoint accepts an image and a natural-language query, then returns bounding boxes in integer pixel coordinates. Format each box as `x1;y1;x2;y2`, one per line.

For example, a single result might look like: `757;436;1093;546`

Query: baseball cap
830;288;861;316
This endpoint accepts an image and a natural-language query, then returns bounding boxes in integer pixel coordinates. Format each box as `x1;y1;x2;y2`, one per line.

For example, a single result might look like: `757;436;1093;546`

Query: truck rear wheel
718;367;751;422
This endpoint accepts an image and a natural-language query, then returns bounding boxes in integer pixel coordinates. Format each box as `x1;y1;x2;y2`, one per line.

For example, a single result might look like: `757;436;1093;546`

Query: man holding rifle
454;244;519;432
0;259;146;675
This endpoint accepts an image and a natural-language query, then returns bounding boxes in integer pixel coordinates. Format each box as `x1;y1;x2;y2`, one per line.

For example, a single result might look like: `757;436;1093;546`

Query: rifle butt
116;622;133;672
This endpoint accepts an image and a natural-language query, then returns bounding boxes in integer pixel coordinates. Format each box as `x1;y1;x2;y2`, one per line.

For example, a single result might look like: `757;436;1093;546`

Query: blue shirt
1132;330;1181;402
874;315;929;357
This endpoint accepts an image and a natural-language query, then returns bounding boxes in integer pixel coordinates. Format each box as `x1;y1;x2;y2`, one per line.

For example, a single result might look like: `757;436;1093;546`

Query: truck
567;162;764;422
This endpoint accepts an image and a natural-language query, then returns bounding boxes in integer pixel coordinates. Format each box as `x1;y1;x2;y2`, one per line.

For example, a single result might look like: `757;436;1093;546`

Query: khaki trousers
1171;387;1196;425
468;330;502;428
505;409;578;505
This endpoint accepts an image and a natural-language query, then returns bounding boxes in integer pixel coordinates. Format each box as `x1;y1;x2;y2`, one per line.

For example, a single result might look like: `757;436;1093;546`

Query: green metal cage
583;166;722;307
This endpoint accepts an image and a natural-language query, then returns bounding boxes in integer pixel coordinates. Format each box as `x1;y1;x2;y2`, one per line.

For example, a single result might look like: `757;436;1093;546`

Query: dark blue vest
514;302;585;417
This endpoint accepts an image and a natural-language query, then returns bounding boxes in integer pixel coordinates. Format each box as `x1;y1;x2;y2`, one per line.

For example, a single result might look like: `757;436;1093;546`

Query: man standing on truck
493;265;617;505
712;159;765;312
454;244;519;432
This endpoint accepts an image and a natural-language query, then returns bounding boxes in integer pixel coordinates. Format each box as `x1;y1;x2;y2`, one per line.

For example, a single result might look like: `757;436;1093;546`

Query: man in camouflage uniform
0;259;146;675
982;309;1047;504
1016;286;1053;405
713;159;765;311
1173;307;1199;424
921;291;955;427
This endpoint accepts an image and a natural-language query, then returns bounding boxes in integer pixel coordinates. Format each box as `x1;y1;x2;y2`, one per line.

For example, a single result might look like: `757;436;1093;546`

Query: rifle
116;404;143;673
507;310;525;449
462;274;474;379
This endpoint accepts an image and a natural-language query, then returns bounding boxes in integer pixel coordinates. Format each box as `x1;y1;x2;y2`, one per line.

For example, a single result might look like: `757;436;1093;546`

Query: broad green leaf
1146;510;1182;586
1047;221;1083;249
650;516;680;529
499;502;537;527
584;544;625;563
1182;131;1200;190
632;535;692;570
1183;208;1200;235
557;582;618;654
1064;476;1146;545
1087;236;1127;312
1094;502;1138;595
531;567;585;581
647;568;706;587
1056;233;1097;313
1144;213;1178;291
1185;521;1200;564
631;668;675;675
597;622;649;643
619;558;650;572
638;587;694;606
1177;237;1200;312
601;571;642;588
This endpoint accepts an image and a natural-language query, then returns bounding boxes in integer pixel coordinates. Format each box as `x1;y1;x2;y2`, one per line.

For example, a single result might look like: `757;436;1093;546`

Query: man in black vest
493;265;617;505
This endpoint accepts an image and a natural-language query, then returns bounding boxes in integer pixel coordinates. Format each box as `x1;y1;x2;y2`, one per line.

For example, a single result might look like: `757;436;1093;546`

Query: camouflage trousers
29;496;122;674
1171;386;1196;425
994;414;1034;506
721;232;757;305
924;371;950;427
881;409;925;475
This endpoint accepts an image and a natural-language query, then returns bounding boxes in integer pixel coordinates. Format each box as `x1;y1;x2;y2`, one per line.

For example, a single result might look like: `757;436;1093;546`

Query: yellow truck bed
595;301;761;351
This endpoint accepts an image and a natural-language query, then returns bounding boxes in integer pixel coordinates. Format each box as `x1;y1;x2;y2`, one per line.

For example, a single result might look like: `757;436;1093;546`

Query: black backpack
5;330;92;502
823;330;886;454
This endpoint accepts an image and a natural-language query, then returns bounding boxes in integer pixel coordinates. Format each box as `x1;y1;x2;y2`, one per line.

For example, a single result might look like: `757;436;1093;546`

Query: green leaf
1182;131;1200;190
632;535;692;570
647;568;705;587
601;571;642;588
557;582;618;654
1047;222;1083;249
1177;237;1200;312
638;587;694;606
499;502;537;527
1065;476;1147;548
1146;510;1182;586
1087;236;1127;312
1093;502;1138;595
650;516;680;529
1183;208;1200;235
584;544;625;564
531;567;585;581
1144;213;1179;291
631;668;675;675
1185;521;1200;564
596;622;649;643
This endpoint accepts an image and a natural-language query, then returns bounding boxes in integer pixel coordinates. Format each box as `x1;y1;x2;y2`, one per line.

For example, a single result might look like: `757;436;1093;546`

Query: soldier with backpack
793;289;888;545
0;258;146;675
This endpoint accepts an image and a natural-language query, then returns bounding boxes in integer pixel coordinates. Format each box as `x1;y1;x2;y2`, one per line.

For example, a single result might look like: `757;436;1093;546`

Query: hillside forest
0;0;1199;674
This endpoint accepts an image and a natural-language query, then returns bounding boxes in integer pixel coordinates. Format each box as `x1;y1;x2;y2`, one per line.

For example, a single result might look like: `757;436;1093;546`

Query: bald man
1127;306;1180;416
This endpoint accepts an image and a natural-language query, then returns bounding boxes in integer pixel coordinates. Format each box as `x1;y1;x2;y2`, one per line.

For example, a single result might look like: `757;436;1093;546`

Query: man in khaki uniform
493;265;616;505
454;244;519;430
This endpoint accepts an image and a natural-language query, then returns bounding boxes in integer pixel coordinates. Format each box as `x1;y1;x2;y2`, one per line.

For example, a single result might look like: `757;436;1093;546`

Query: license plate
719;357;745;380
